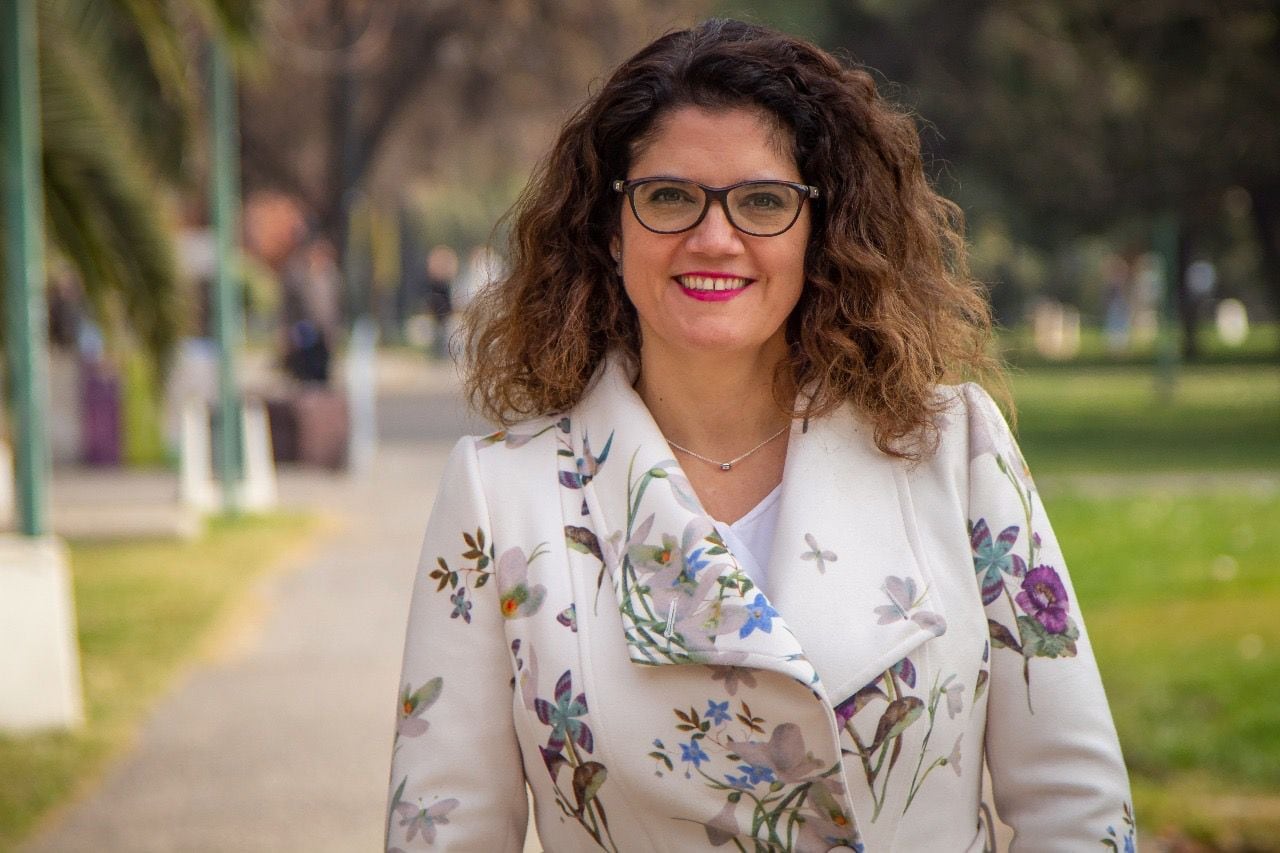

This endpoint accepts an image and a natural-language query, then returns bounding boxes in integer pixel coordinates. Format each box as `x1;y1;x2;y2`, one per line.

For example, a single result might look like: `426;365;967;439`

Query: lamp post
0;0;85;732
3;0;50;536
209;38;244;513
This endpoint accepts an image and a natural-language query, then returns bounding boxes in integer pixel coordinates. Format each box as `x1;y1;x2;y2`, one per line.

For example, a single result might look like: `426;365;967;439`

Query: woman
388;19;1133;853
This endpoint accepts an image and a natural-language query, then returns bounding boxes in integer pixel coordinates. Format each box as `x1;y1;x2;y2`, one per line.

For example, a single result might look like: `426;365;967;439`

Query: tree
0;0;257;368
239;0;710;318
723;0;1280;354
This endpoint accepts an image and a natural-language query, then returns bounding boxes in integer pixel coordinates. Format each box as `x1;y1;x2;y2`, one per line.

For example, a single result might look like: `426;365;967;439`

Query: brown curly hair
464;18;1004;459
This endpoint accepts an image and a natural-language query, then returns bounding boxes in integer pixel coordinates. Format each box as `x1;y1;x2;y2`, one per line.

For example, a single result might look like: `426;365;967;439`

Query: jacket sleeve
962;384;1136;852
386;437;528;852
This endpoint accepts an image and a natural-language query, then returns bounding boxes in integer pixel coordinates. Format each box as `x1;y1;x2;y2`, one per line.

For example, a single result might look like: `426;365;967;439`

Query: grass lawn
0;512;322;851
1045;489;1280;849
1007;354;1280;851
1008;363;1280;473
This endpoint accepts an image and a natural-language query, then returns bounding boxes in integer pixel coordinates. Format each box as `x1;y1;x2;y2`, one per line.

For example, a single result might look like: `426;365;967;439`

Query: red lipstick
674;272;753;303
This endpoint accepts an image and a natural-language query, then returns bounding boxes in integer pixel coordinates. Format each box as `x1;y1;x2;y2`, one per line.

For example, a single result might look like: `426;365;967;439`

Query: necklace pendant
720;463;732;471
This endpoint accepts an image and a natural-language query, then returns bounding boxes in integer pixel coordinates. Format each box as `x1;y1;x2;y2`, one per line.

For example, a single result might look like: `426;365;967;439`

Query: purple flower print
449;589;471;623
739;593;779;639
1015;565;1071;634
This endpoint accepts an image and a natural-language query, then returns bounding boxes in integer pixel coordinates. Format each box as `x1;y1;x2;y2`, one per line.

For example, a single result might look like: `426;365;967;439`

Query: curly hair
464;18;1004;459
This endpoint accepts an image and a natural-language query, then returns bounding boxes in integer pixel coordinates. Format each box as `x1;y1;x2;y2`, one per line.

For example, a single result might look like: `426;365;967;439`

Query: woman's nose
684;199;745;255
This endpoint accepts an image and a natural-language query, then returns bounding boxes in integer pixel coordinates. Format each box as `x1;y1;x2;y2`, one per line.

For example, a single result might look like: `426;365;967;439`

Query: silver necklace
666;423;791;472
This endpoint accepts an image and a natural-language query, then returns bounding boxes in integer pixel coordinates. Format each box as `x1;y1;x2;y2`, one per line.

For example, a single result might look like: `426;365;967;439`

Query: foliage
0;0;258;370
239;0;713;290
719;0;1280;340
0;512;319;850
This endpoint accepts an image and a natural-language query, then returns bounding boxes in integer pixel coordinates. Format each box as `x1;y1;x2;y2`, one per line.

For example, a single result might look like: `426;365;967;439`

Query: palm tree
1;0;257;368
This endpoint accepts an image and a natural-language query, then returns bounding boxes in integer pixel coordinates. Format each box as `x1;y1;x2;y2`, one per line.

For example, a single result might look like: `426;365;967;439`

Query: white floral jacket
387;358;1135;852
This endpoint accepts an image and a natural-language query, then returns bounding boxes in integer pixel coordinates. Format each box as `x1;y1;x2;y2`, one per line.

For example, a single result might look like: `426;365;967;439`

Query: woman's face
615;105;810;367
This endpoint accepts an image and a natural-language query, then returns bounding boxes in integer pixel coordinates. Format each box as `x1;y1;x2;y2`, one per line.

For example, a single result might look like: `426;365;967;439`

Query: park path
23;371;487;853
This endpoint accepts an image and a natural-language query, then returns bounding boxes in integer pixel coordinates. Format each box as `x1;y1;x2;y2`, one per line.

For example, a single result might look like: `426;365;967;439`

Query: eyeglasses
613;177;820;237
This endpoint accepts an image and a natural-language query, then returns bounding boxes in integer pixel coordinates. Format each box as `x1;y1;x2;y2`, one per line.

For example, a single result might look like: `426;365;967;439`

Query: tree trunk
323;0;358;327
1175;216;1198;361
1249;182;1280;355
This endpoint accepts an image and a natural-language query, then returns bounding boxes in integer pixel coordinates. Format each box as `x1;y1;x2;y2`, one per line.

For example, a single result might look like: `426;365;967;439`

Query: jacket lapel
765;409;947;705
566;357;819;689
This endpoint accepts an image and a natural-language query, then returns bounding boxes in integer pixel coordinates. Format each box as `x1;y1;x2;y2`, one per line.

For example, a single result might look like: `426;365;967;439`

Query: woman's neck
633;343;794;455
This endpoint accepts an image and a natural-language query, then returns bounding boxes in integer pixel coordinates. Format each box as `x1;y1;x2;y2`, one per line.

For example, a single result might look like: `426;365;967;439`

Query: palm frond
38;6;180;369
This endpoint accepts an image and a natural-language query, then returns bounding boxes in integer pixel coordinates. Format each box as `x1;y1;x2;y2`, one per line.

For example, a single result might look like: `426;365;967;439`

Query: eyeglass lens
631;180;803;236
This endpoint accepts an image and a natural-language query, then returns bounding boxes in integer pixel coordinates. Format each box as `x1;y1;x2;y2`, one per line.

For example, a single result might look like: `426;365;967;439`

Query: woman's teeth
677;275;750;291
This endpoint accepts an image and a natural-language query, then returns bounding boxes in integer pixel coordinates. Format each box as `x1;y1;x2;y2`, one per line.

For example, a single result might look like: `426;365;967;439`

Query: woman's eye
647;187;696;205
741;192;785;209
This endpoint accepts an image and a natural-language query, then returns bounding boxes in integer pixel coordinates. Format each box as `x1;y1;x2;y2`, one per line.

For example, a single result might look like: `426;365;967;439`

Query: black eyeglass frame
612;177;821;237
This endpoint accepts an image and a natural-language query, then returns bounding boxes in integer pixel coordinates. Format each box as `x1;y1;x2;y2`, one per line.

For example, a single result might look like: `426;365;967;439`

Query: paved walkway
23;374;484;852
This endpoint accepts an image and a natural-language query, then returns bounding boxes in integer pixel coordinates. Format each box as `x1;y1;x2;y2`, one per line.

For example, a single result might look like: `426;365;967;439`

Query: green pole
209;38;243;513
2;0;50;537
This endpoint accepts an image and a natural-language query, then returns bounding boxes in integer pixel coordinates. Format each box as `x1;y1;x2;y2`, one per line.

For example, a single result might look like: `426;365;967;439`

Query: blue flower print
684;546;712;578
680;740;710;768
739;593;779;639
726;763;775;788
449;589;472;623
705;699;731;726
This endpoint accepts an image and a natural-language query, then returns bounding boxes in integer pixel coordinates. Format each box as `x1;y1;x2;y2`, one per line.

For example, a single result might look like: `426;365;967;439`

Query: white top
712;483;782;595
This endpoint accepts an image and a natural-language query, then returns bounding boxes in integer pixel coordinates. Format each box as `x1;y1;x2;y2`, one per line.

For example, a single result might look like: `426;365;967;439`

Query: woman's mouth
674;274;753;302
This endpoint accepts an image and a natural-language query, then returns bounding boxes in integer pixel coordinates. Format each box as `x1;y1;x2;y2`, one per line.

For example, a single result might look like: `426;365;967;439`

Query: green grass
0;513;321;851
1040;477;1280;847
1008;364;1280;473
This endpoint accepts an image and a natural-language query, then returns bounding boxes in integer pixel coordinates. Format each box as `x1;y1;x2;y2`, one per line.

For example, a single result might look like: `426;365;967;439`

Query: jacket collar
566;356;946;703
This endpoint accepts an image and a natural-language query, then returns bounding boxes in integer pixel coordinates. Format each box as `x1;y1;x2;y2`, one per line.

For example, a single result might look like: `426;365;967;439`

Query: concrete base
0;534;84;731
180;398;278;513
0;440;13;530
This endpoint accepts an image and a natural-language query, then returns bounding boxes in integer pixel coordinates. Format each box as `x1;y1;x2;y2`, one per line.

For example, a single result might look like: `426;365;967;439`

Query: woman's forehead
627;105;799;180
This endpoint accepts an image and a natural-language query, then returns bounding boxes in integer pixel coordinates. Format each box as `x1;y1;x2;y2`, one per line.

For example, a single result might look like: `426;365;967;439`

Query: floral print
872;575;947;637
970;518;1024;605
396;677;441;740
799;533;837;574
496;544;549;619
427;529;493;624
388;376;1133;851
835;661;966;821
388;796;459;850
1016;565;1071;635
533;669;617;851
388;677;459;850
1102;802;1137;852
971;449;1081;708
560;430;613;516
650;699;861;851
